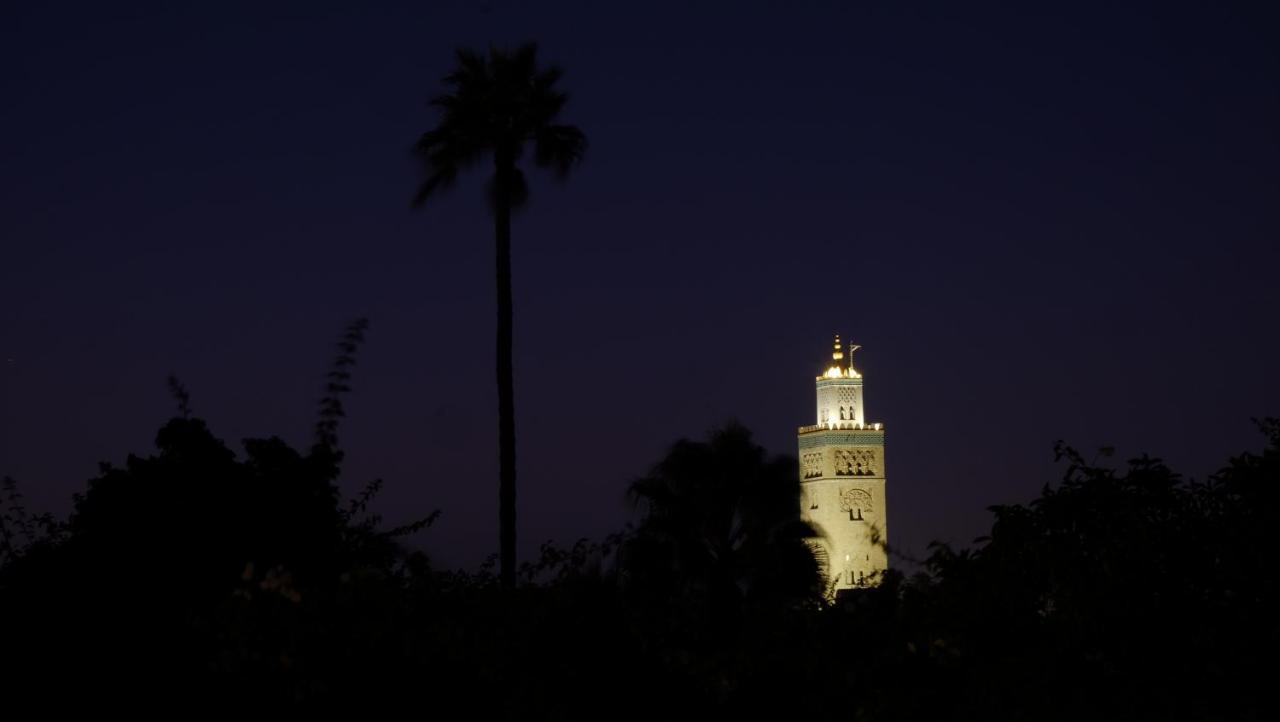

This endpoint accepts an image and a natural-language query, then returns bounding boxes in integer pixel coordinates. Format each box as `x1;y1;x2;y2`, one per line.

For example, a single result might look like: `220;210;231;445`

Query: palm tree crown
623;424;824;631
413;43;586;209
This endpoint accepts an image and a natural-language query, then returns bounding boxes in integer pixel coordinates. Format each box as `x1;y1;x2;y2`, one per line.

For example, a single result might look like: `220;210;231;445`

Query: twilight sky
3;0;1278;569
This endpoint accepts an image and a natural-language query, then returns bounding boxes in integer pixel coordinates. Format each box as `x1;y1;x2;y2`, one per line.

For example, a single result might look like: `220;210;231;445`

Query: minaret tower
798;335;888;593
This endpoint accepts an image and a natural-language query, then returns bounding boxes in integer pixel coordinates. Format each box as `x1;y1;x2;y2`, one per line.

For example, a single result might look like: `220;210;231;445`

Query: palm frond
411;167;457;208
535;124;587;178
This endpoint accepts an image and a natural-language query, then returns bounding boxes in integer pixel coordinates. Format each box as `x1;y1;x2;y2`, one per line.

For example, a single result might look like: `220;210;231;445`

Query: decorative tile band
798;431;884;450
816;378;863;390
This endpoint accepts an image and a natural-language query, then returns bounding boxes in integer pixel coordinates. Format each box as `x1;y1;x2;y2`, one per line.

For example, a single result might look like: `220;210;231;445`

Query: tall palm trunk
494;152;517;591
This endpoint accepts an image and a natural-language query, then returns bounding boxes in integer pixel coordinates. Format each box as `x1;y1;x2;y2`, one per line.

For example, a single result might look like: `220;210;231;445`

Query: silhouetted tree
0;320;444;707
906;420;1280;721
412;44;586;590
621;423;823;645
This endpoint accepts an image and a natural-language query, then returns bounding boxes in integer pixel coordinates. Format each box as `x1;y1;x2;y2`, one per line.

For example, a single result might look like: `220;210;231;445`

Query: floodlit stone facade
799;336;888;594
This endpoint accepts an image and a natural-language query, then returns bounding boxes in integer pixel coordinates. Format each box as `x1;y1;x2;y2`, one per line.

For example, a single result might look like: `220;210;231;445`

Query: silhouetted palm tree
623;424;824;636
412;44;586;590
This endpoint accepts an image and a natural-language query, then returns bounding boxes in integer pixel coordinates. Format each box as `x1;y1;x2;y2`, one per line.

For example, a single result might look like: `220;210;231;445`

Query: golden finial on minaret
824;334;847;379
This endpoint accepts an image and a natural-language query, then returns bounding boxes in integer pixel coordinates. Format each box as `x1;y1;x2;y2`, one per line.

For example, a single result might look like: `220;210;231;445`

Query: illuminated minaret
798;335;888;593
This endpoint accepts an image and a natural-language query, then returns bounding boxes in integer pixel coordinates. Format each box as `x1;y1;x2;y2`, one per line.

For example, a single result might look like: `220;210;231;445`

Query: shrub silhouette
0;320;439;706
900;420;1280;720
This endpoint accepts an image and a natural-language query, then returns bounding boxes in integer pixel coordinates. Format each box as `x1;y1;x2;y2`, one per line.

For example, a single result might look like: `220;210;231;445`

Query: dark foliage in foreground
2;381;1275;717
905;433;1278;722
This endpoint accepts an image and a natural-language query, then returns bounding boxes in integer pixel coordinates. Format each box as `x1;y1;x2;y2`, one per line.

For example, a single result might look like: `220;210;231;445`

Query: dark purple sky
3;0;1278;569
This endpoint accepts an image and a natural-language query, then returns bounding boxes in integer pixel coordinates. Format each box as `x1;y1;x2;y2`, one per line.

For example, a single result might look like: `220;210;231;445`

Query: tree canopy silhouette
622;423;824;643
892;421;1280;720
0;320;439;706
412;43;586;591
2;359;1274;720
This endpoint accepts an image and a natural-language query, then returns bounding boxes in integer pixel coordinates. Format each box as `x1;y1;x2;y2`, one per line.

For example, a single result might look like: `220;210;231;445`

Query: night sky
3;0;1277;570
